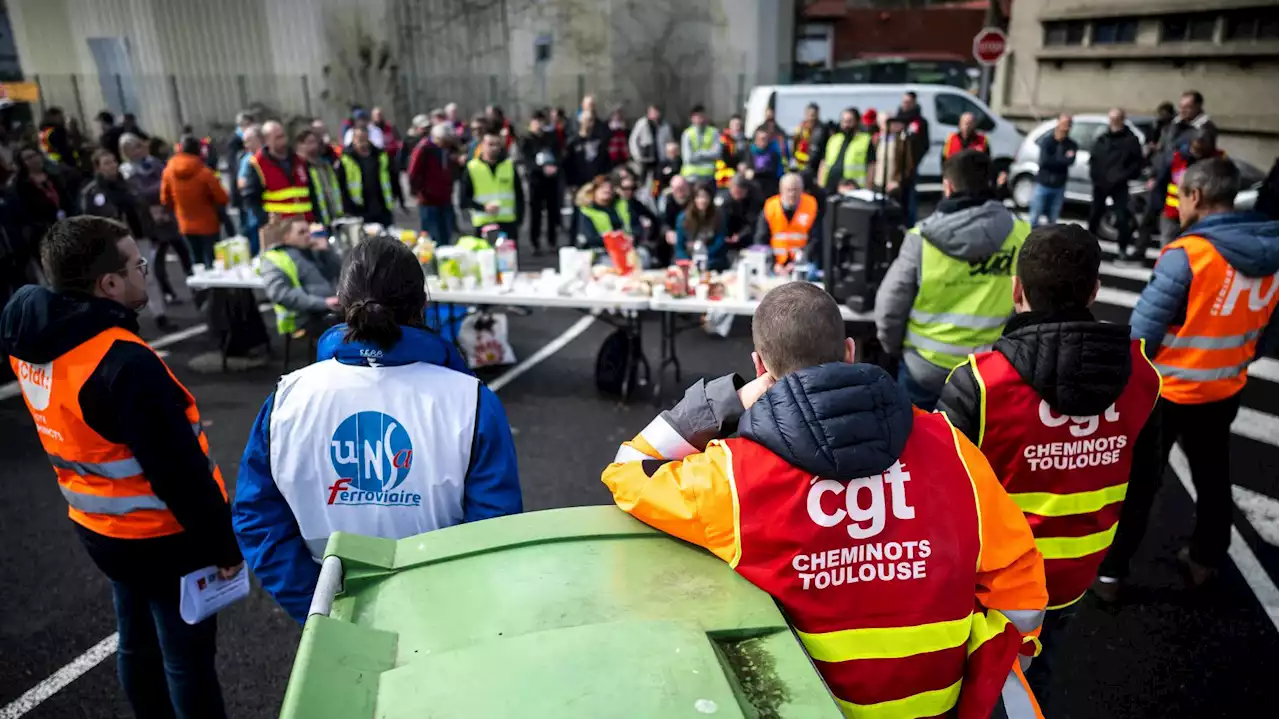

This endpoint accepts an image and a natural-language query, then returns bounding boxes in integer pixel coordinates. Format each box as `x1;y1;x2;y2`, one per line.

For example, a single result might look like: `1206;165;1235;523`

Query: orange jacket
160;153;229;235
603;374;1046;717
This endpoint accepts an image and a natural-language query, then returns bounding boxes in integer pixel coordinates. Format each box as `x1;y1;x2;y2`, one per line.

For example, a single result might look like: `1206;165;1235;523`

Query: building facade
5;0;794;139
994;0;1278;167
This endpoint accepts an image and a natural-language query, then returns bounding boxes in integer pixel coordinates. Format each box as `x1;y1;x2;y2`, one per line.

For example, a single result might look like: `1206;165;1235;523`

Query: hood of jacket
317;323;472;375
1183;211;1279;278
738;363;913;481
167;152;206;180
994;308;1133;417
916;196;1014;261
0;285;138;364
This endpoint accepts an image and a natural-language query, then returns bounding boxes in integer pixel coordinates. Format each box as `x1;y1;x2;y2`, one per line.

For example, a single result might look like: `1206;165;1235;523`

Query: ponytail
343;298;402;348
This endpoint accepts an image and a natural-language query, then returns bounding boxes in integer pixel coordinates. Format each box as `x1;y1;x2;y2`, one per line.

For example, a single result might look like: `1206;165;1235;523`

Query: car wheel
1011;175;1036;209
1097;208;1119;242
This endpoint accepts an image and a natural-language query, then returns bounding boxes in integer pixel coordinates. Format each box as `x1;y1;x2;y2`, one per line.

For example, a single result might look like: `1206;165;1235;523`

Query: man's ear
751;351;769;378
1087;279;1100;307
843;337;856;364
1012;275;1025;306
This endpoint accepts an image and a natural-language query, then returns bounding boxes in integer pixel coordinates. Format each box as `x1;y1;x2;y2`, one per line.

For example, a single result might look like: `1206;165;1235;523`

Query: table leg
653;311;683;403
619;310;637;402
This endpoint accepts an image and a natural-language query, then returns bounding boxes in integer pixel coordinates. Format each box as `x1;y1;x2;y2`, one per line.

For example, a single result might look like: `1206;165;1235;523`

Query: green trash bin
280;506;843;718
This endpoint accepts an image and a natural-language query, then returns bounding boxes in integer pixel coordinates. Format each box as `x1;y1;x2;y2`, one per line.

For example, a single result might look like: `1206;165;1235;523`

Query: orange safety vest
944;131;989;160
1153;234;1278;404
10;327;226;539
763;193;818;263
968;340;1160;608
251;149;314;220
729;412;1028;717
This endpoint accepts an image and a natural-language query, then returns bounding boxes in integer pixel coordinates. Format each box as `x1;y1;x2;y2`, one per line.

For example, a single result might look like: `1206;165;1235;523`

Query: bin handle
309;555;344;618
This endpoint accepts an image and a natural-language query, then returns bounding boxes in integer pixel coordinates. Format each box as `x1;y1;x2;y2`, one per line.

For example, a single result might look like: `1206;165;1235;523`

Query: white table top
429;284;651;311
649;295;872;322
186;271;264;290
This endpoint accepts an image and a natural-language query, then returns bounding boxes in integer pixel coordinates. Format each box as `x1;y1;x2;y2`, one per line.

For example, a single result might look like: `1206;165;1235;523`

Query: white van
744;84;1024;181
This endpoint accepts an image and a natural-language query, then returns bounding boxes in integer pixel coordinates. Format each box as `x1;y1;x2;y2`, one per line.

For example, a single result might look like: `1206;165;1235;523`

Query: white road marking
1250;357;1279;383
486;313;597;393
1233;485;1279;546
1169;445;1279;630
0;634;118;719
1098;239;1161;262
1233;406;1278;447
1099;262;1153;283
1095;286;1142;309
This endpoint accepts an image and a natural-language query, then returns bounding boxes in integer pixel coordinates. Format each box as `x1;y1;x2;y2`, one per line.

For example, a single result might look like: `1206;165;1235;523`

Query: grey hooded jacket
262;244;341;319
874;196;1018;394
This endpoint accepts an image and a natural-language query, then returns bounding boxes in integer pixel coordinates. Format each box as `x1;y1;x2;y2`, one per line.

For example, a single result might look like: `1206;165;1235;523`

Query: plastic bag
458;311;517;369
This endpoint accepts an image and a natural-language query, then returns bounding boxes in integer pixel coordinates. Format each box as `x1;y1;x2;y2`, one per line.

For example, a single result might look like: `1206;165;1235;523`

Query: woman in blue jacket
674;182;731;271
233;236;522;623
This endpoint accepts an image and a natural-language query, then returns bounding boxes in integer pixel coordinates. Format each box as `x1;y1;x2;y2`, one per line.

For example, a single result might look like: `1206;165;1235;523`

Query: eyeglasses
118;257;149;278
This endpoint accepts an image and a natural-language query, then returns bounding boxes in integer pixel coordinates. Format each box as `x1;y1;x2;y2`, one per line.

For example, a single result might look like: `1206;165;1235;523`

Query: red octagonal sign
973;27;1007;66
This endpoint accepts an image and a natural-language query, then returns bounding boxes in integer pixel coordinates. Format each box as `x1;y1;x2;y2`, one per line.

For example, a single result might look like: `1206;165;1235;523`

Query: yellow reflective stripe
719;440;744;570
1009;483;1128;517
1047;588;1088;611
1035;522;1118;559
968;354;987;448
965;609;1012;656
796;613;971;662
835;678;961;719
263;187;310;200
1166;183;1179;194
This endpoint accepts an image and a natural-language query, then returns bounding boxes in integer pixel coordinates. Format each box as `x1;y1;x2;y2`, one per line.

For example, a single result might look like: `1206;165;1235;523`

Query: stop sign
973;27;1007;66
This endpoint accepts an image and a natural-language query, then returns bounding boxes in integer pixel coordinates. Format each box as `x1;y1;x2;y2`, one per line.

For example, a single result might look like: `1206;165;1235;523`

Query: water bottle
692;239;709;285
494;232;519;287
790;249;812;283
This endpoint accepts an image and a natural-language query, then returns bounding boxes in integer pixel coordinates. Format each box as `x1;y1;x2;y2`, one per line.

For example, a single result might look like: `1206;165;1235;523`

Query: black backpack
595;328;645;398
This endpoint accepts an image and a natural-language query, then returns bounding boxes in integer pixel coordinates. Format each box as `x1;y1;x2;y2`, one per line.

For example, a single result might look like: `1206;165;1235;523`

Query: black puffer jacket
937;309;1147;444
740;362;913;481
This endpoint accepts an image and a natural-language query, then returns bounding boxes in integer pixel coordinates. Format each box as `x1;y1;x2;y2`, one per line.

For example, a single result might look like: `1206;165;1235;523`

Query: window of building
1044;21;1086;47
933;92;994;132
1161;13;1218;43
1093;18;1138;45
1224;7;1279;41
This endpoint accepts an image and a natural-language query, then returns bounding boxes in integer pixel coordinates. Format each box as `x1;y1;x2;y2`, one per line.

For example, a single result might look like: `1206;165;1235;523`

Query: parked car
744;83;1024;181
1009;114;1264;241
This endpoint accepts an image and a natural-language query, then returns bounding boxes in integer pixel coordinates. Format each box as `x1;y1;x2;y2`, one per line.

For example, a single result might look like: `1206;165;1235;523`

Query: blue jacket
1035;133;1077;189
674;210;731;271
232;324;522;623
1131;211;1279;360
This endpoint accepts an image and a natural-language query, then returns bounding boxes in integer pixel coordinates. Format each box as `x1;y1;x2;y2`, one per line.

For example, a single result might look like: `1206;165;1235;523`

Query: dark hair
41;217;132;293
943;149;992;195
1156;101;1175;116
1180;156;1239;208
681;182;721;239
1182;90;1204;106
729;113;742;122
338;236;428;349
752;283;846;377
123;113;138;123
179;135;202;155
96;110;115;125
181;124;194;135
294;128;317;146
842;106;859;118
805;102;819;112
1191;123;1219;148
905;91;918;101
691;104;706;115
91;148;115;169
531;109;548;122
1016;224;1101;311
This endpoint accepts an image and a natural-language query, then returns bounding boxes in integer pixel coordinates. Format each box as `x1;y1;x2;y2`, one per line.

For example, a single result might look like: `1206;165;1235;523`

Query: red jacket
407;138;454;207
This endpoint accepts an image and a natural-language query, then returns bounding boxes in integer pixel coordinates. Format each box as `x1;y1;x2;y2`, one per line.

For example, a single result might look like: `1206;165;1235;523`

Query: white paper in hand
179;566;250;625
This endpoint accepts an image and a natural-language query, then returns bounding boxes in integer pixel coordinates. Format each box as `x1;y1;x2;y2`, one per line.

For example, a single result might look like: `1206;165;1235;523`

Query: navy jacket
1131;211;1279;361
1035;133;1077;189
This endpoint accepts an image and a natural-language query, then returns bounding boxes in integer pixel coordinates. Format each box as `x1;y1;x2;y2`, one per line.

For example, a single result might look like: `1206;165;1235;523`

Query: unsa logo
329;411;413;492
16;360;53;411
1038;400;1119;438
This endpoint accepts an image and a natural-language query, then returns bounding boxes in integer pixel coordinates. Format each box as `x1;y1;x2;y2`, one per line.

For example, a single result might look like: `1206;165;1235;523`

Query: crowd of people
0;85;1276;719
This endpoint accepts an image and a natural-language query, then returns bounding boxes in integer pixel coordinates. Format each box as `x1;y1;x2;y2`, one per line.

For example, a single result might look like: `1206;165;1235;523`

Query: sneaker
1176;547;1218;587
156;316;177;333
1092;575;1122;604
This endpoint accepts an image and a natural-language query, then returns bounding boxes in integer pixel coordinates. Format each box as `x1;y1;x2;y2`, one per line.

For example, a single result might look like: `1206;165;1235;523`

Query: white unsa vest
270;358;480;560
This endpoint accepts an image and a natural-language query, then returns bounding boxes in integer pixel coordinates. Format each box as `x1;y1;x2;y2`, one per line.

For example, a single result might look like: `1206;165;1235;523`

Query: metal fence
30;70;762;141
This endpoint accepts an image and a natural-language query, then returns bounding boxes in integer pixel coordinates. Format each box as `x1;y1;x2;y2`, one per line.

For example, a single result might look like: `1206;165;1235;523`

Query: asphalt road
0;201;1275;719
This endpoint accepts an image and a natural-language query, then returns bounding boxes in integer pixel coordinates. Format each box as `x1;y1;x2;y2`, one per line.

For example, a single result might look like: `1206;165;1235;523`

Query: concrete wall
995;0;1278;167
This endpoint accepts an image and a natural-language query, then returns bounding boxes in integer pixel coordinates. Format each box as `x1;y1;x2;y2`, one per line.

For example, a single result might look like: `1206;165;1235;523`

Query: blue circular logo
329;411;413;492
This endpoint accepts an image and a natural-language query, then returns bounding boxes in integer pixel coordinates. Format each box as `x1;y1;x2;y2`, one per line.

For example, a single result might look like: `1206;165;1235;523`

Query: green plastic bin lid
280;506;841;718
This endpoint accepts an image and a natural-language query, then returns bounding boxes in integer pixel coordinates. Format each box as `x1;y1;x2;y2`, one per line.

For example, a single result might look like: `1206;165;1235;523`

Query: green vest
681;126;717;178
467;157;517;225
904;218;1031;371
261;248;302;334
339;152;393;210
309;164;344;225
614;199;632;233
579;205;619;241
818;131;872;187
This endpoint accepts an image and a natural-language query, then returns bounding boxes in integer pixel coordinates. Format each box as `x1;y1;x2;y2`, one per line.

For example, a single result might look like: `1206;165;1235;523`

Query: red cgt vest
1164;149;1225;220
726;413;1021;718
970;341;1159;607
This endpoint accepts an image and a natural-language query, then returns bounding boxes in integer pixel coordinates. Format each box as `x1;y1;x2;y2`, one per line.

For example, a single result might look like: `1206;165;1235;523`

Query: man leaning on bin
602;282;1048;717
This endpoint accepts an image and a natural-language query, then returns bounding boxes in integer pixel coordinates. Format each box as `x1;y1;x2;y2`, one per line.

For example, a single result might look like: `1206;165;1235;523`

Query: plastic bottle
494;232;519;287
414;233;436;277
790;249;812;283
691;239;709;286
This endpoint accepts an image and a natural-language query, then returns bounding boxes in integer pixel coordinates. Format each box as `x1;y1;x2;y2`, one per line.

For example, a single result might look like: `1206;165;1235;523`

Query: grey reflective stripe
909;309;1008;331
48;453;143;479
1160;329;1261;350
61;485;168;515
904;330;991;357
191;422;203;436
305;537;330;561
997;667;1040;718
998;607;1045;634
474;192;515;202
1153;362;1251;381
